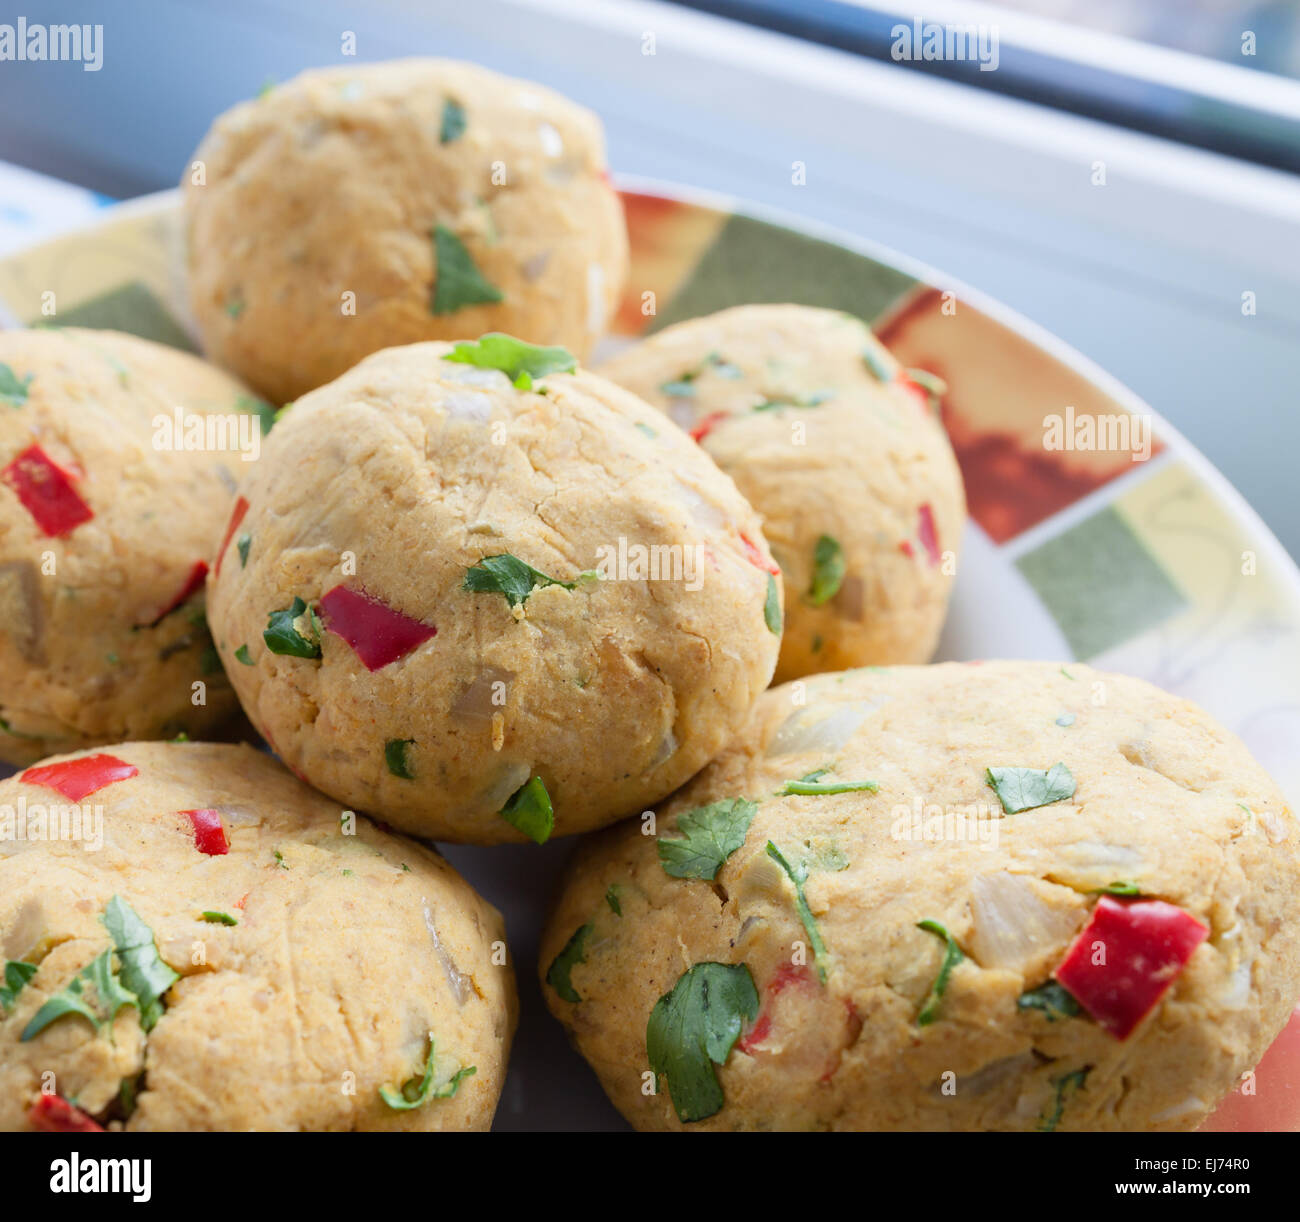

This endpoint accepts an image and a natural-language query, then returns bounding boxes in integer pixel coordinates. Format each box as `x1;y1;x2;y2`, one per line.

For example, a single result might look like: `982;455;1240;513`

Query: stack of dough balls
0;327;258;765
0;742;515;1131
205;338;783;844
599;304;966;682
183;58;629;404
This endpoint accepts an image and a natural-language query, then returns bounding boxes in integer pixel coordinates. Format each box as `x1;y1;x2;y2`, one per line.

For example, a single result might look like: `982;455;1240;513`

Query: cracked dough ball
0;741;515;1131
0;328;259;766
206;341;781;844
598;305;965;683
539;661;1300;1131
184;58;629;404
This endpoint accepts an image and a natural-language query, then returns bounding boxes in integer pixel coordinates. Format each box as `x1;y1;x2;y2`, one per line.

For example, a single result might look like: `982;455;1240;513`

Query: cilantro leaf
753;390;832;411
647;962;758;1123
605;886;622;916
985;763;1076;813
765;841;831;983
0;362;33;406
385;738;416;780
916;919;964;1025
545;923;592;1003
499;775;554;844
431;225;504;314
0;960;37;1013
380;1034;475;1110
21;950;137;1042
443;333;576;383
657;798;756;880
463;553;585;608
264;596;322;659
806;534;845;606
234;643;255;665
439;97;467;143
237;533;252;568
1039;1066;1090;1132
763;573;782;634
1017;981;1082;1022
102;895;179;1033
200;911;238;926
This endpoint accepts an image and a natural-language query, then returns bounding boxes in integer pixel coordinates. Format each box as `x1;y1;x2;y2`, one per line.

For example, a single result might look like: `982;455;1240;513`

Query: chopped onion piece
766;700;876;757
969;872;1080;973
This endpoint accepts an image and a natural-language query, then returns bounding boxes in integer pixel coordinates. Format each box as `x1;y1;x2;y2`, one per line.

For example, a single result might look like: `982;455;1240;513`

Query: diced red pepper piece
917;503;941;567
689;411;729;443
213;495;249;577
182;808;229;856
898;539;914;558
1054;896;1208;1040
896;372;931;412
2;444;93;537
21;753;138;801
318;584;436;671
143;559;209;627
28;1095;104;1133
739;533;780;576
737;962;816;1053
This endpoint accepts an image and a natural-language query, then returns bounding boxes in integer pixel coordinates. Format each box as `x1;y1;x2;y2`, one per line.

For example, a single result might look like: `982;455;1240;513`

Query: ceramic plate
1;181;1296;1131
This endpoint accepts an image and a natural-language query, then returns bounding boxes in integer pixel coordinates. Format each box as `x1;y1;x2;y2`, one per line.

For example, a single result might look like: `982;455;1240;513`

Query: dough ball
540;661;1300;1130
598;305;965;682
0;741;515;1131
0;327;260;765
206;338;781;844
184;58;629;404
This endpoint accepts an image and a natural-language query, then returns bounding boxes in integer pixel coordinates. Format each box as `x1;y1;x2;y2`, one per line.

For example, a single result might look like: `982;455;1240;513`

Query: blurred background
0;0;1297;560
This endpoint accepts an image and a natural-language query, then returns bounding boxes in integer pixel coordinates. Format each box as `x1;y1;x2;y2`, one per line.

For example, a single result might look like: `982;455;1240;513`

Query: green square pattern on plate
42;281;197;353
1016;506;1188;659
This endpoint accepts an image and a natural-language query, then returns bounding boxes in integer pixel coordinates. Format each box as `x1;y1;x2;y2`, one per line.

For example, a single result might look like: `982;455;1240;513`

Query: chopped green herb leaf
1039;1066;1090;1132
766;842;830;983
916;919;964;1026
985;763;1076;814
753;390;832;411
861;347;894;382
545;923;592;1003
443;333;576;383
264;596;321;659
0;362;33;406
634;421;658;439
103;895;179;1033
234;643;254;666
225;297;245;320
605;886;623;916
646;962;758;1123
385;738;416;780
499;775;554;844
21;950;137;1042
237;533;252;568
763;573;782;635
439;97;467;143
237;394;277;435
380;1034;475;1110
463;553;589;608
1091;880;1141;896
657;798;756;881
273;850;289;869
658;352;741;397
1060;666;1076;680
0;960;37;1013
200;911;238;926
1017;980;1082;1022
806;534;845;606
431;224;504;313
906;367;945;410
782;776;877;796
